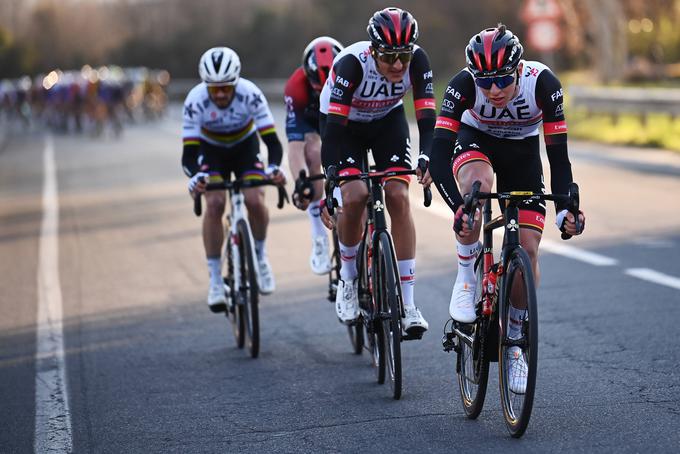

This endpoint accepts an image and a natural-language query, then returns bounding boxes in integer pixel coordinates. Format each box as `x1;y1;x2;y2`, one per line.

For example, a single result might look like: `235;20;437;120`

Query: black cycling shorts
199;133;266;182
452;123;546;232
320;105;413;184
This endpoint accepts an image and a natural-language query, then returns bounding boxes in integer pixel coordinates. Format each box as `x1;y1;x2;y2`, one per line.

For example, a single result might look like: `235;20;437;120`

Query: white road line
412;195;618;267
35;135;73;453
540;240;618;266
625;268;680;290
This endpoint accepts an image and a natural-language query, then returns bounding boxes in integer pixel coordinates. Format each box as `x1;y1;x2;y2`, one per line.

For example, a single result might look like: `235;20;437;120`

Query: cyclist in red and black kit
285;36;343;275
428;24;586;391
320;7;436;336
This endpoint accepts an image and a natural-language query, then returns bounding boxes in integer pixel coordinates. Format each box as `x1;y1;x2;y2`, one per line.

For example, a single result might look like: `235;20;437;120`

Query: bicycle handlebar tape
277;186;289;209
424;186;432;207
325;166;338;216
193;193;202;217
561;182;580;240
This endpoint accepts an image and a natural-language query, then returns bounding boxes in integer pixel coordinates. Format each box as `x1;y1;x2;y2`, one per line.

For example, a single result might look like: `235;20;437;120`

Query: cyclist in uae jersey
285;36;343;276
183;46;286;312
428;25;586;393
320;7;435;336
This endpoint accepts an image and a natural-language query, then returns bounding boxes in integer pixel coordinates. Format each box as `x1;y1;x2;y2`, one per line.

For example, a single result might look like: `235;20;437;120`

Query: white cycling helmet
198;47;241;86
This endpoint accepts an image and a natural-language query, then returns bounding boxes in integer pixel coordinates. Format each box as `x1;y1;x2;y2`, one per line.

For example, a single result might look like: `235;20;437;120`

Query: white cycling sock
307;200;326;238
398;259;416;309
508;305;526;340
207;256;222;287
255;239;266;262
339;240;359;281
455;240;480;284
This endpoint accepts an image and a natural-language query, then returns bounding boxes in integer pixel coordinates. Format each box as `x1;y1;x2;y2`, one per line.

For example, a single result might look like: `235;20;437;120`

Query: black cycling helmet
367;7;419;51
302;36;344;91
466;24;523;77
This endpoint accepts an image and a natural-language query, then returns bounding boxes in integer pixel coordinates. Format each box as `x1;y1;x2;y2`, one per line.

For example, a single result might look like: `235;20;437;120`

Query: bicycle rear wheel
375;232;402;400
498;246;537;437
236;219;260;359
456;258;489;418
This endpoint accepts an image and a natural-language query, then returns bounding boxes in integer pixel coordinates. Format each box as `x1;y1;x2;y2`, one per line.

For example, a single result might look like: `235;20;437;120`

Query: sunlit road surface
1;106;679;453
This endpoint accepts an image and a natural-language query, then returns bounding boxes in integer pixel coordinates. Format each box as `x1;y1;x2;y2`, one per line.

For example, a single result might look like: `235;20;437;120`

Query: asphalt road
1;106;679;453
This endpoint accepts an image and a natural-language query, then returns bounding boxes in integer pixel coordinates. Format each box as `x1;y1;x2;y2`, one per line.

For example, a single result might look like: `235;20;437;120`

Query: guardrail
569;84;680;120
167;78;286;102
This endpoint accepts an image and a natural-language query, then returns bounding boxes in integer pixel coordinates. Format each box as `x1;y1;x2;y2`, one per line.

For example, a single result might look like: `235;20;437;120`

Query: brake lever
561;182;580;240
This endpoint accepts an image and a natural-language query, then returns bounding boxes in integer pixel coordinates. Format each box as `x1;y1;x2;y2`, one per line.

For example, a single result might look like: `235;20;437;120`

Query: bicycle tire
236;219;260;359
375;232;402;400
358;237;385;383
225;236;245;349
456;258;490;419
498;246;537;438
328;228;341;302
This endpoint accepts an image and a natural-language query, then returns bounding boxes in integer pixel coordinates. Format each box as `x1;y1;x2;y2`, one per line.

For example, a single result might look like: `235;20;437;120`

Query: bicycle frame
227;188;257;293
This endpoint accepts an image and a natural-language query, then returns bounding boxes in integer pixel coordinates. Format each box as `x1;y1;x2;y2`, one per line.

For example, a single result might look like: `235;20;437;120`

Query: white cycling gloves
188;171;210;193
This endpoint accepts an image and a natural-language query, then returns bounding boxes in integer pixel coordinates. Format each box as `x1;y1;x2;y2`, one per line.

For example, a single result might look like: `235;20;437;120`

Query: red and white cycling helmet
302;36;344;91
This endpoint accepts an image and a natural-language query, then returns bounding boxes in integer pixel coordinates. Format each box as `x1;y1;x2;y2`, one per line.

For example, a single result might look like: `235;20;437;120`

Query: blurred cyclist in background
183;47;286;312
284;36;343;275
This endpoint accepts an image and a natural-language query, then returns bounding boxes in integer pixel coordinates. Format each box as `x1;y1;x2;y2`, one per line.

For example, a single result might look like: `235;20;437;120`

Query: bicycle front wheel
498;246;538;437
236;219;260;359
375;232;402;400
456;257;489;418
328;228;341;302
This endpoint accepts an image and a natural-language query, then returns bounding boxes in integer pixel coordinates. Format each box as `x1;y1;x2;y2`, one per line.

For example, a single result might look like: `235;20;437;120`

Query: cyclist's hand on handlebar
188;171;209;195
453;205;479;238
556;208;586;236
318;199;336;230
416;155;432;187
266;165;287;186
292;174;314;211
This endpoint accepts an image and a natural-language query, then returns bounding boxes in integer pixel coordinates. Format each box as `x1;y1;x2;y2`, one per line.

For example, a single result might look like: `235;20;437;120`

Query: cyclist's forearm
287;141;306;179
430;136;464;213
181;143;200;177
320;119;344;169
416;115;435;158
545;140;573;212
261;132;283;167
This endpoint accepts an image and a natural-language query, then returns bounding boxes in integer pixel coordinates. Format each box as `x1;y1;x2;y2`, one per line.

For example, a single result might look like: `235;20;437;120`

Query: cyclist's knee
384;181;410;214
205;196;226;218
520;231;541;264
244;191;266;213
340;183;368;213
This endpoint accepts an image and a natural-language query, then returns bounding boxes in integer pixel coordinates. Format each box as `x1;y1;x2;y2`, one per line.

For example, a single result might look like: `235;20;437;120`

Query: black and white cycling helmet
198;47;241;86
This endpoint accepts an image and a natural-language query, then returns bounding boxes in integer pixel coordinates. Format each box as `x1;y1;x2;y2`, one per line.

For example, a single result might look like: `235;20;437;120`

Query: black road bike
194;178;288;358
442;180;580;437
325;165;432;400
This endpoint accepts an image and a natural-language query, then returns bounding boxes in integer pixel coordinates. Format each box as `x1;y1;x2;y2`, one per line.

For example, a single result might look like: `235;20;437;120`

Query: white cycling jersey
319;41;421;123
182;79;276;148
461;60;549;139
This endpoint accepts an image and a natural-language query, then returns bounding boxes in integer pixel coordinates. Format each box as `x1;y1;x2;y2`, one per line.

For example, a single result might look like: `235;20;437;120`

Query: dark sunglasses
207;84;235;97
474;73;516;90
373;48;413;65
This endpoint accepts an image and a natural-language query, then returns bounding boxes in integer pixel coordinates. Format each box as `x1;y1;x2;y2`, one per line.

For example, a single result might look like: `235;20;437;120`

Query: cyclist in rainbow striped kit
183;47;286;312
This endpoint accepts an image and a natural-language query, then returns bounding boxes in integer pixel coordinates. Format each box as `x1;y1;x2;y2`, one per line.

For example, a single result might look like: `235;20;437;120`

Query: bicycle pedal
401;331;424;341
441;332;456;352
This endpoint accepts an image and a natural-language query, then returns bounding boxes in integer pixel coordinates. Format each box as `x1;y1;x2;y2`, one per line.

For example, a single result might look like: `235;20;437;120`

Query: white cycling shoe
335;278;359;324
506;346;528;394
258;258;276;295
207;282;228;313
310;235;332;275
449;280;477;323
403;306;428;336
